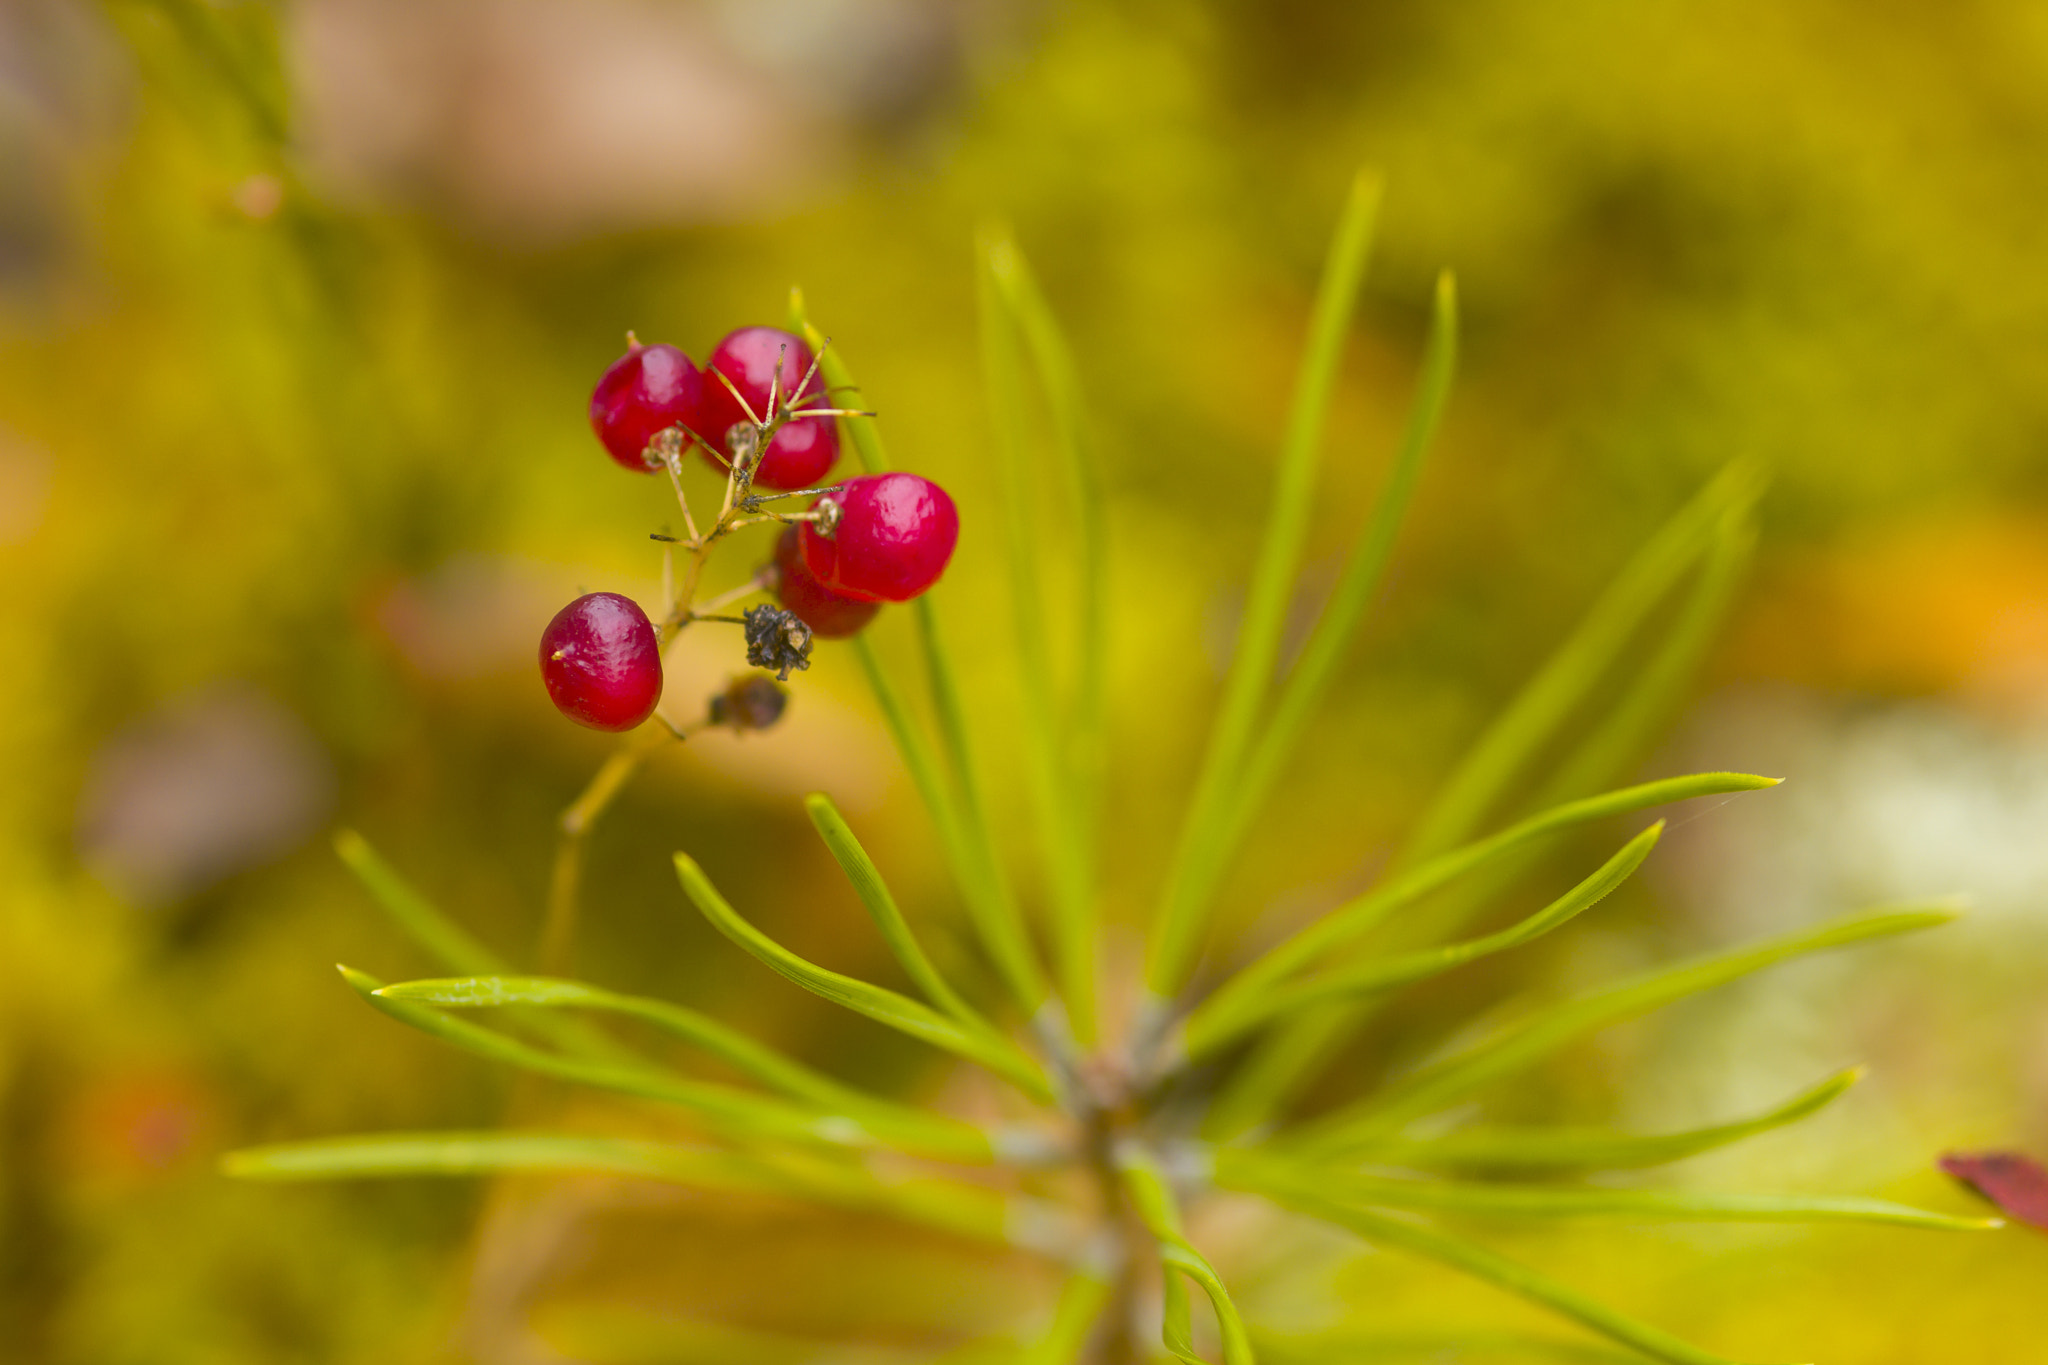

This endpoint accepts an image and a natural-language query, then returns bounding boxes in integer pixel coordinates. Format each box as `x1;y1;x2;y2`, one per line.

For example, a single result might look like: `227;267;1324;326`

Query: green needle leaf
1255;1327;1646;1364
1400;460;1765;866
222;1130;1064;1252
674;853;1055;1102
334;830;642;1068
1178;269;1460;988
1255;1186;1797;1365
1528;486;1761;827
910;595;1051;1016
1021;1265;1118;1365
1354;1068;1863;1173
981;228;1102;1042
984;232;1110;863
1284;903;1960;1155
1149;169;1385;999
373;974;993;1163
1183;822;1662;1058
1118;1146;1257;1365
1205;479;1763;1140
1195;773;1775;1043
849;633;1043;1018
1222;1155;1995;1230
334;829;501;974
223;1129;779;1184
337;966;890;1153
804;793;994;1034
786;301;1047;1019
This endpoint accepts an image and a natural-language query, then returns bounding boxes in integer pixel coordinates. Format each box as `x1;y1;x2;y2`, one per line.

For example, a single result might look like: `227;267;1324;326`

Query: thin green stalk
1251;1187;1792;1365
1398;460;1764;866
334;830;641;1068
1202;1005;1351;1142
374;974;994;1163
334;830;501;974
1117;1145;1257;1365
1182;823;1661;1058
985;234;1111;846
980;232;1099;1040
1021;1266;1119;1365
1284;904;1959;1155
1350;1068;1862;1173
223;1130;798;1191
914;594;1052;1016
1189;270;1459;970
789;293;1048;1019
1221;1155;1992;1230
1532;490;1760;817
851;633;1045;1017
804;793;994;1032
1148;170;1386;998
223;1130;1068;1253
675;854;1055;1102
337;967;892;1154
1206;489;1761;1137
1192;773;1774;1044
1254;1327;1647;1363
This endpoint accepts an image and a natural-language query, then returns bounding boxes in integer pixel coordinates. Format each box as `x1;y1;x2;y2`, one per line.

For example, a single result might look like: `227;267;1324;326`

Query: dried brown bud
708;676;789;732
742;603;813;681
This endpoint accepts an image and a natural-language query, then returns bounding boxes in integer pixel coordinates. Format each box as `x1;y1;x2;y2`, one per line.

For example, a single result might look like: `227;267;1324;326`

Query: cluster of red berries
590;326;841;491
539;324;960;734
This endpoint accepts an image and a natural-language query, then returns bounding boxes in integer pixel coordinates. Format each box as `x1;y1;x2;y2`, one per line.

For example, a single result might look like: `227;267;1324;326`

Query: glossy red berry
539;592;663;731
589;342;705;472
695;326;839;490
799;472;959;603
771;524;879;638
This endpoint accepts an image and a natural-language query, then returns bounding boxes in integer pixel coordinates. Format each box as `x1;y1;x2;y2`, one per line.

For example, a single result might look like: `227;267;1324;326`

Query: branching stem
542;407;796;975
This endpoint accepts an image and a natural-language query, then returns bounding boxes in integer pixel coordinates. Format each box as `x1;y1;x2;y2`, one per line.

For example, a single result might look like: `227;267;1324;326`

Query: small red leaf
1939;1150;2048;1229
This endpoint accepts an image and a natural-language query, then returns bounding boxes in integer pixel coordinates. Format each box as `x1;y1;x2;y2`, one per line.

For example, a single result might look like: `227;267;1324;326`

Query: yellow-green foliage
4;3;2047;1363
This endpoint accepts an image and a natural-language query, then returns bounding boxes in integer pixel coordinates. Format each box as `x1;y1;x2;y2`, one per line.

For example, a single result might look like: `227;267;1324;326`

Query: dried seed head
644;425;687;470
742;603;813;681
708;676;789;732
811;495;843;539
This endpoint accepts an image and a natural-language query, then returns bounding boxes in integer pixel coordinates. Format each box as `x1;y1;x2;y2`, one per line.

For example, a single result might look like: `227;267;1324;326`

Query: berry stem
662;542;713;642
539;429;797;973
659;442;703;544
693;571;771;615
539;724;676;975
723;511;825;533
740;482;846;508
709;365;765;428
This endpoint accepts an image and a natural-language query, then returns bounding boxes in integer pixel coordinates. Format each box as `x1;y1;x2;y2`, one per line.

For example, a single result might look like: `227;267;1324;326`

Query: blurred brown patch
59;1066;216;1184
288;0;971;239
1723;512;2048;706
75;685;335;907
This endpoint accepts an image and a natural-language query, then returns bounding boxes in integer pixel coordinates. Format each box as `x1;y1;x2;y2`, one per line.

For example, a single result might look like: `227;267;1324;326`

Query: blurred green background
5;1;2048;1361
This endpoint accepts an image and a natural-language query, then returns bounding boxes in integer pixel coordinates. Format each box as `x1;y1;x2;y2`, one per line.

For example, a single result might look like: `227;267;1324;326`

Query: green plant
226;173;1992;1364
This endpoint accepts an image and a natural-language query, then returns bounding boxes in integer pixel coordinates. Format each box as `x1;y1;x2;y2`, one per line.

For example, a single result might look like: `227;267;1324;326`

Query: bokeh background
5;1;2048;1361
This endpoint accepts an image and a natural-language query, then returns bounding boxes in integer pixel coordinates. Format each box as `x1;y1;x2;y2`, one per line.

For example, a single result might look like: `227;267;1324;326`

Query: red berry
771;525;879;638
590;342;705;472
696;326;839;490
539;593;663;731
799;472;959;603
